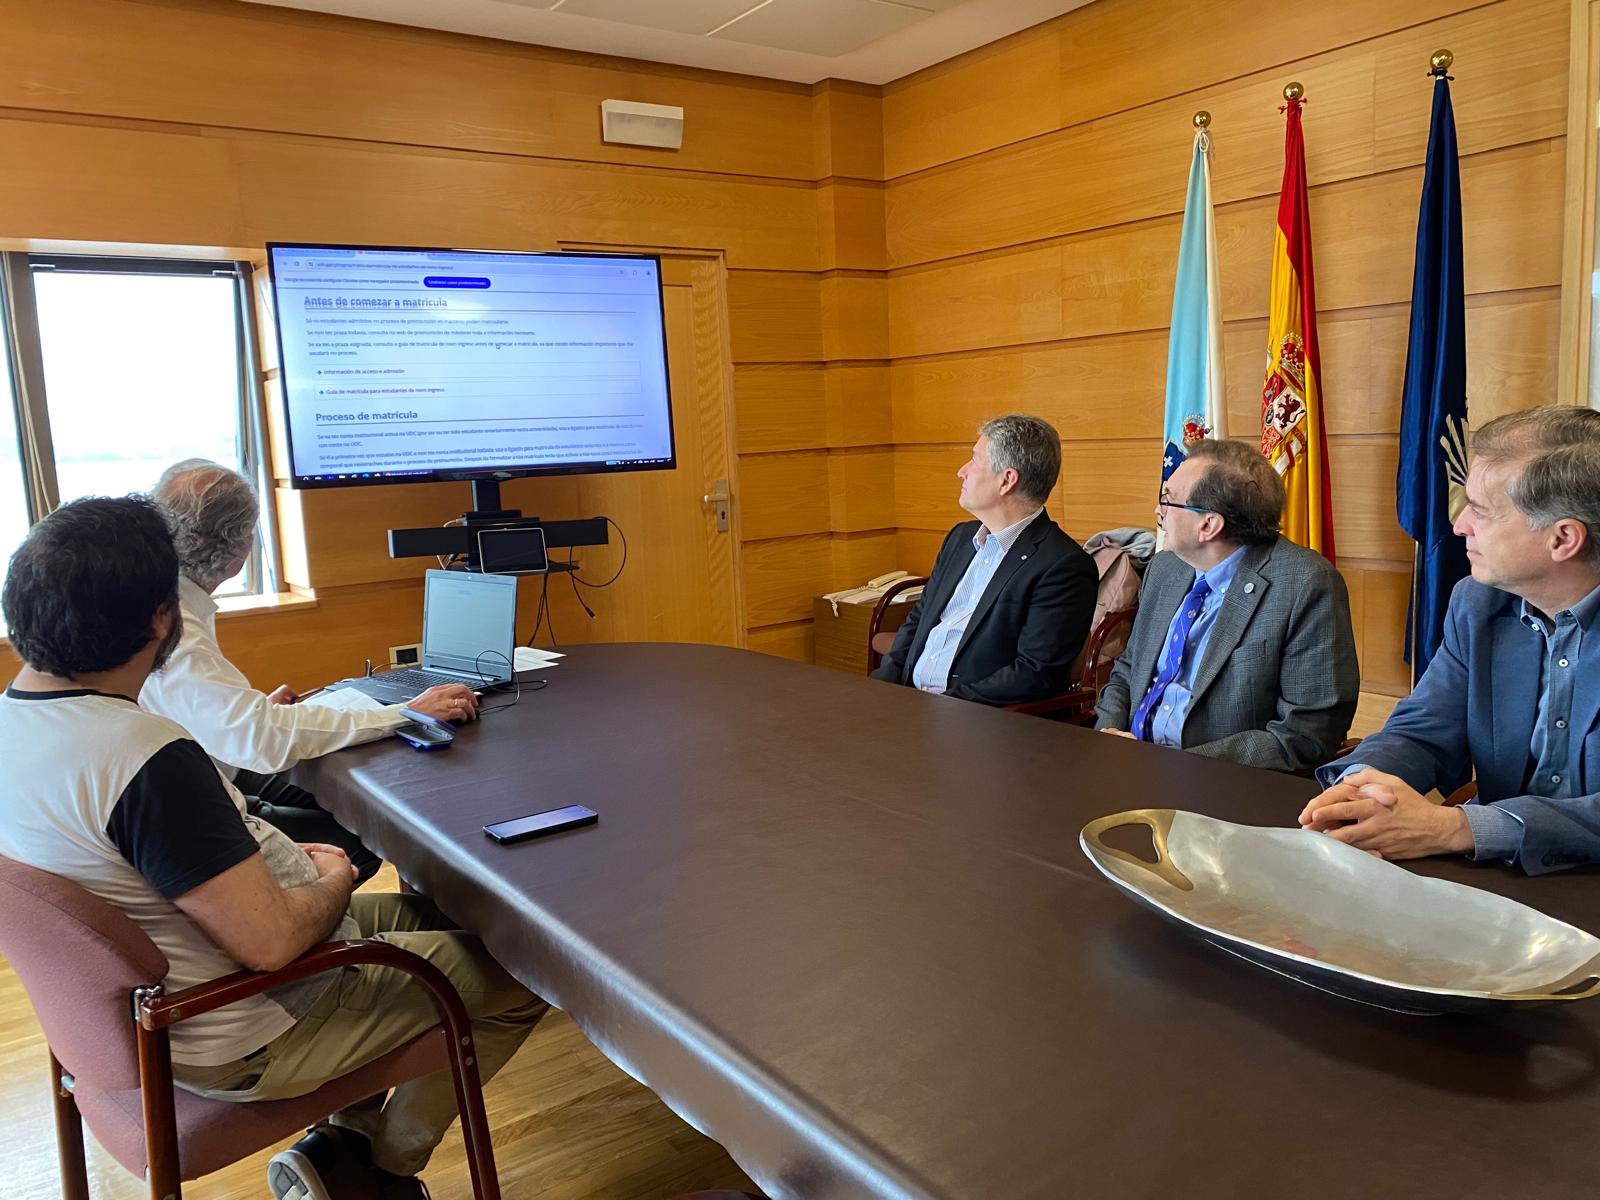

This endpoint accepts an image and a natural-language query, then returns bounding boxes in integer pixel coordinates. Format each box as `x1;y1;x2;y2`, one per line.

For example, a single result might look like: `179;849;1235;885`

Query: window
0;254;272;597
0;294;29;579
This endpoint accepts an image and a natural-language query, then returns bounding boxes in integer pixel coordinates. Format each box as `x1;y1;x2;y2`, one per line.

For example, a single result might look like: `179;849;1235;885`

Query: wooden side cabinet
812;594;914;675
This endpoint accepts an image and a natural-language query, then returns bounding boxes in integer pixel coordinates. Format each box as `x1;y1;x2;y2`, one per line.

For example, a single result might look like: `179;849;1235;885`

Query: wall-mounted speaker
600;99;685;150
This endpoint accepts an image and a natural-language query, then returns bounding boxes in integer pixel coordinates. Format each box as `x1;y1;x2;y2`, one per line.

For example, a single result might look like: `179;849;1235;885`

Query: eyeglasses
1158;488;1214;517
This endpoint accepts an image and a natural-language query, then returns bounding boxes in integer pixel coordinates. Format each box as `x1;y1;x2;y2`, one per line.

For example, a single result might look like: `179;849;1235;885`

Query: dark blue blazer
1319;577;1600;874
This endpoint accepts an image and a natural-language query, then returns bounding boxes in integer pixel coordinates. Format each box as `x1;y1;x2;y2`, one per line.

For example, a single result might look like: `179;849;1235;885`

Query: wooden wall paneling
830;530;901;586
1306;141;1565;313
0;119;245;247
827;449;896;532
895;528;946;575
1051;0;1484;135
1558;0;1599;404
816;183;888;272
884;0;1566;267
888;247;1065;358
1464;290;1564;421
886;52;1380;268
1056;440;1158;540
882;27;1062;179
821;273;889;361
887;139;1564;360
738;452;833;541
825;364;893;447
890;334;1170;446
733;366;828;454
1352;564;1415;694
1370;0;1569;169
741;533;836;626
892;353;1027;444
727;272;825;362
1223;291;1563;438
746;620;814;663
3;0;819;181
810;81;885;182
229;139;822;274
893;444;967;530
1328;437;1412;561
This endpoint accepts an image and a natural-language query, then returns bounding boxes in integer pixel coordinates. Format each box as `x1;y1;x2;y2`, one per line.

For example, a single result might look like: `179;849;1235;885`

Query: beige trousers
176;892;549;1175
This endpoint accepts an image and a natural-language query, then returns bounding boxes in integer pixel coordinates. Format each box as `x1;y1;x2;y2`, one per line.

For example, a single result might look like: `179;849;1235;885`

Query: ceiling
239;0;1095;84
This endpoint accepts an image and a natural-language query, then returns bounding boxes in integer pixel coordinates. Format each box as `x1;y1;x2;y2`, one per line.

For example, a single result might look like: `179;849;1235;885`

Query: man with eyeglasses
1095;438;1358;772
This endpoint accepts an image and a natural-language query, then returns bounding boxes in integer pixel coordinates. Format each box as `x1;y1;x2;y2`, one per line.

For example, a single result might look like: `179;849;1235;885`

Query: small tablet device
484;804;598;844
476;525;549;575
395;720;454;750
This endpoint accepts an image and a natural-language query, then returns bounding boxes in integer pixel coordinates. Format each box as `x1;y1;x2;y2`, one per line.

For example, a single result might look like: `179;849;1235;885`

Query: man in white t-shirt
141;459;479;882
0;497;546;1200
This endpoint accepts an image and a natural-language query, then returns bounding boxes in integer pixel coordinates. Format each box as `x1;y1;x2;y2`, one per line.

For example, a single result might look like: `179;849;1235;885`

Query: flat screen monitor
266;243;675;488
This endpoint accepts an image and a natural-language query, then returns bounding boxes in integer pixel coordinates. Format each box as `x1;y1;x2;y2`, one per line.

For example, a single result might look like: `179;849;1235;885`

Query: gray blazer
1094;537;1359;772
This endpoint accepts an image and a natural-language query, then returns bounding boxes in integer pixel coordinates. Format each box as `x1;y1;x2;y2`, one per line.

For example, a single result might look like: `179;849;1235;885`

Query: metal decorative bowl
1080;809;1600;1014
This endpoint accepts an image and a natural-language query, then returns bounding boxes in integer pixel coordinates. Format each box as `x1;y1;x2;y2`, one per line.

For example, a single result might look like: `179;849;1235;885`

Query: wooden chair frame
51;938;499;1200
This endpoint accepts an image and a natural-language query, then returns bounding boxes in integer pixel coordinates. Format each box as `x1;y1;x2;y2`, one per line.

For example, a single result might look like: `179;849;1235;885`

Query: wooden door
536;252;744;647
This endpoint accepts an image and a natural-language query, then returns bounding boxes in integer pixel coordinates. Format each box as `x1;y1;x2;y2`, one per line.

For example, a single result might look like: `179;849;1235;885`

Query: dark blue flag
1398;68;1470;684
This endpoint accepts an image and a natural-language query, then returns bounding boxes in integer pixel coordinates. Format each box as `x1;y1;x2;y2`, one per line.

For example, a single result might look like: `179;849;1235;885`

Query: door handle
702;479;730;533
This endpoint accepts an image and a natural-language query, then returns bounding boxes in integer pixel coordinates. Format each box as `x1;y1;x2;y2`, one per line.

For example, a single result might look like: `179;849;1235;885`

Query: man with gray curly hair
870;414;1098;705
140;459;477;880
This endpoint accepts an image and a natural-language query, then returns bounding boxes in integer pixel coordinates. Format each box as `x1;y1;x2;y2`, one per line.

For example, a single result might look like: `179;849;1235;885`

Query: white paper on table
298;685;389;713
514;647;565;670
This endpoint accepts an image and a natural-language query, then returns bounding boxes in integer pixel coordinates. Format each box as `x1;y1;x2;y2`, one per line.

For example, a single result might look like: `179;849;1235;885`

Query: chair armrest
1082;606;1138;692
1005;690;1092;718
136;938;468;1034
865;576;928;672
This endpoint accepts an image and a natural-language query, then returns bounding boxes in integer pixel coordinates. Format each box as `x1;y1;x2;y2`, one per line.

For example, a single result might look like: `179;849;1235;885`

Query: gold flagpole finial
1430;48;1454;73
1282;81;1304;102
1193;110;1211;129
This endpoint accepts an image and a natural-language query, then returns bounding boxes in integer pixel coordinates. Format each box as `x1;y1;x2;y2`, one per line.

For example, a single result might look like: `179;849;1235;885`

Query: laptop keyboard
377;668;471;692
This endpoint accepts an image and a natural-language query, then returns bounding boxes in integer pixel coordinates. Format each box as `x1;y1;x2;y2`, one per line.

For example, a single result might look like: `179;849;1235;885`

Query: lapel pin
1244;582;1255;594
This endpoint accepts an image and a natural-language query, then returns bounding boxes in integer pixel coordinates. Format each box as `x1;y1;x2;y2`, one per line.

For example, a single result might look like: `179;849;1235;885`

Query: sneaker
267;1125;377;1200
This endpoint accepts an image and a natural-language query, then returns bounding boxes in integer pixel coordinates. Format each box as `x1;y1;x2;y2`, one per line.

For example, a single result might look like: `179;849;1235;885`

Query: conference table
298;643;1600;1199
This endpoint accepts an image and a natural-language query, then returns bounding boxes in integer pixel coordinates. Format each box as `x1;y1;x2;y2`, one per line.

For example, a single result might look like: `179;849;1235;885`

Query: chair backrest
1069;542;1143;686
0;855;169;1091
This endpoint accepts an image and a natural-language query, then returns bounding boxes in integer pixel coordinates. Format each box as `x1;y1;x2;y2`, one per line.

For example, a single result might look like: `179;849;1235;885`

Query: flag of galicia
1398;67;1470;683
1160;123;1226;493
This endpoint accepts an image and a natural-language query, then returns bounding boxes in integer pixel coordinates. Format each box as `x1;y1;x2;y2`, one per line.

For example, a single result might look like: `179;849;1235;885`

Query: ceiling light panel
555;0;765;34
712;0;926;56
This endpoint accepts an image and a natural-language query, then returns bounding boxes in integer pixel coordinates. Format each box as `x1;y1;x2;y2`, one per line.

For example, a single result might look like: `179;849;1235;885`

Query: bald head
151;459;259;590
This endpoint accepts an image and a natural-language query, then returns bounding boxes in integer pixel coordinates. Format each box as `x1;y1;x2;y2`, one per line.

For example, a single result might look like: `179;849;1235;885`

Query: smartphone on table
483;804;599;844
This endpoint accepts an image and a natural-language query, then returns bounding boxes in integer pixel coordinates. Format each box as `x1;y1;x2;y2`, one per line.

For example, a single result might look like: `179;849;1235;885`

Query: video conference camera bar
387;479;608;573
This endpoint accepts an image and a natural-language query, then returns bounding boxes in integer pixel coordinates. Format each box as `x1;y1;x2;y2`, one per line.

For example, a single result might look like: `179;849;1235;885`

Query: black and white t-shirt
0;687;349;1066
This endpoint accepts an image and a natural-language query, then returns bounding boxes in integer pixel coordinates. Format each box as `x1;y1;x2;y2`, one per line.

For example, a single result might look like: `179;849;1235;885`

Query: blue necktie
1132;573;1213;741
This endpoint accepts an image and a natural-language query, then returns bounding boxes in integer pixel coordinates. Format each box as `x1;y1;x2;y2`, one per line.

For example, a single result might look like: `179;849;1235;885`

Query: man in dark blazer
1095;438;1358;772
870;414;1097;706
1304;408;1600;874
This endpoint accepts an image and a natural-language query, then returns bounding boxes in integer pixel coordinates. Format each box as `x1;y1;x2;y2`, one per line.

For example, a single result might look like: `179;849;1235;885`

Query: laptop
337;569;519;705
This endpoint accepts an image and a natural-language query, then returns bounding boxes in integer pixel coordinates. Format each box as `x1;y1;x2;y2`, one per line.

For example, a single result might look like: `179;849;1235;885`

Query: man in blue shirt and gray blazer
870;414;1098;706
1304;407;1600;874
1095;438;1358;771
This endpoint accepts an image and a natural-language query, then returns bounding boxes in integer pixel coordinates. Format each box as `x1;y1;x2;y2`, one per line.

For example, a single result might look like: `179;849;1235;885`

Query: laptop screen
421;569;519;682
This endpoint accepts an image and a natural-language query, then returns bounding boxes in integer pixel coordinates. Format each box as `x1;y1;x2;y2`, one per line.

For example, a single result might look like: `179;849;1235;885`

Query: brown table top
298;643;1600;1200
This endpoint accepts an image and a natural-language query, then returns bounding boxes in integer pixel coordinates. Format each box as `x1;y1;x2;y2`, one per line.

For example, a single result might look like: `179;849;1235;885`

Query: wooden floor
0;865;758;1200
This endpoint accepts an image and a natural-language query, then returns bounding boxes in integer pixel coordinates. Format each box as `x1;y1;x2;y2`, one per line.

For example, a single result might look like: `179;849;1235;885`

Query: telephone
821;570;924;615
